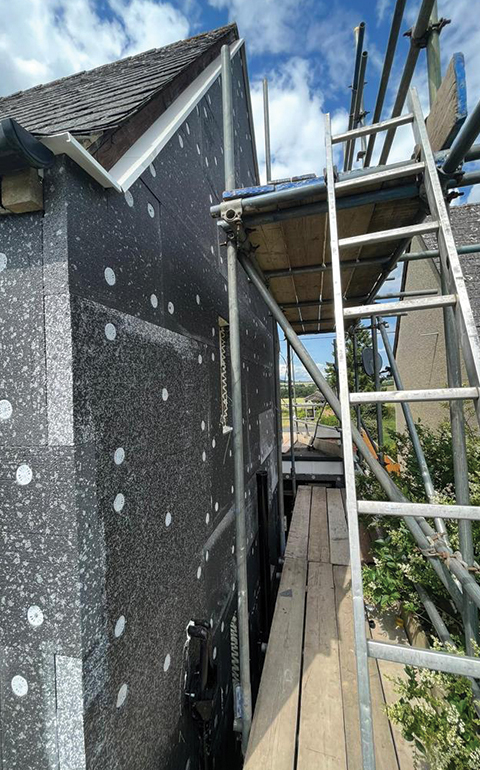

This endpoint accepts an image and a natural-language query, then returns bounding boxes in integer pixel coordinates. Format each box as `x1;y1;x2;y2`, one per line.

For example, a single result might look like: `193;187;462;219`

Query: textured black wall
0;49;279;770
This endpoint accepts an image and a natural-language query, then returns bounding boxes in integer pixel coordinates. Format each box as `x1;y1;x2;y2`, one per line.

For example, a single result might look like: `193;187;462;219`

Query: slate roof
396;203;480;349
422;202;480;252
0;23;237;136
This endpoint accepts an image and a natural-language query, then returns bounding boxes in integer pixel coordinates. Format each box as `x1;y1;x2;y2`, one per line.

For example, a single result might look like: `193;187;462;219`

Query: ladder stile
408;86;480;656
408;87;480;426
324;113;376;770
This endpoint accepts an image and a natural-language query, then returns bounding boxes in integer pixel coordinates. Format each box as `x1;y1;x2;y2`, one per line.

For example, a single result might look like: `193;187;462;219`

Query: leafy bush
360;420;480;767
386;654;480;770
359;420;480;621
318;412;339;427
362;524;428;613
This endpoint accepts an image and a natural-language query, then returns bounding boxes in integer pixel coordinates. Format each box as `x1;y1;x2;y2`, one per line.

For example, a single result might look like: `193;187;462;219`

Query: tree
279;381;317;399
324;322;391;443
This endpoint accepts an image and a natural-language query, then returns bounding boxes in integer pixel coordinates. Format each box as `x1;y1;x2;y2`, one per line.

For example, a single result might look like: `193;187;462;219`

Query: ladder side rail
408;87;480;426
409;86;480;653
325;113;376;770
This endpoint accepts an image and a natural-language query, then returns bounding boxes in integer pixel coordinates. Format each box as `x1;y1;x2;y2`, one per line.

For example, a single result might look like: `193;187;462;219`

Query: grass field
281;399;398;456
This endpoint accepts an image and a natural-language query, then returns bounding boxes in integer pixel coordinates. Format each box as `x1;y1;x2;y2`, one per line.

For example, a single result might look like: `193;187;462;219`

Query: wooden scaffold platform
245;485;416;770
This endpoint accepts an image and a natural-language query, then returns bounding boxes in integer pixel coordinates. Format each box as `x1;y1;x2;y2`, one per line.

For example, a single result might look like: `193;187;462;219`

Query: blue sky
1;0;479;379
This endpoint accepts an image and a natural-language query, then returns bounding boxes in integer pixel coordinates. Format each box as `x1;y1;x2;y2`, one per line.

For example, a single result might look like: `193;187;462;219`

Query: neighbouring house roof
415;203;480;284
305;391;325;403
0;23;237;136
394;202;480;352
422;202;480;253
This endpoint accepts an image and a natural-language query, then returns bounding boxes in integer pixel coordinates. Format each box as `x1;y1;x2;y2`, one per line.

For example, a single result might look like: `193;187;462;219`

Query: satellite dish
362;347;383;377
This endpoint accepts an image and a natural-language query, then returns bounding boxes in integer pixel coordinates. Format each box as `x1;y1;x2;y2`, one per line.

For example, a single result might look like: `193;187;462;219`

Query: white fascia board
41;132;123;192
110;39;244;191
239;44;260;185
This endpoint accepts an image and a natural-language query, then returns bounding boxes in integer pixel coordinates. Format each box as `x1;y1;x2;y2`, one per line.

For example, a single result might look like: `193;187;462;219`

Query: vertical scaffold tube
352;328;362;431
364;0;407;168
273;327;286;554
221;44;252;754
379;321;447;537
371;316;384;465
426;1;442;106
263;78;272;184
287;341;297;496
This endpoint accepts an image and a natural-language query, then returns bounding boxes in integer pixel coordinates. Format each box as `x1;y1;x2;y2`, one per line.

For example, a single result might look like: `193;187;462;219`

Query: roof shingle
0;23;237;136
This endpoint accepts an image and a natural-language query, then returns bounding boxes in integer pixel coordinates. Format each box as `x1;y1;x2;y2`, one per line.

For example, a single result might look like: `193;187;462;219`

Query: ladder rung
335;162;424;194
344;294;456;320
349;387;479;404
367;640;480;678
357;500;480;521
332;113;414;144
339;221;439;251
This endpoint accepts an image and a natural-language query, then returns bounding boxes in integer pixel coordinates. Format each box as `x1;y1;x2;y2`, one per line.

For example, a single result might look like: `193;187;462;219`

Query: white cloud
279;360;325;382
251;57;348;183
376;0;391;26
307;11;364;98
466;183;480;205
111;0;189;52
0;0;189;97
208;0;314;55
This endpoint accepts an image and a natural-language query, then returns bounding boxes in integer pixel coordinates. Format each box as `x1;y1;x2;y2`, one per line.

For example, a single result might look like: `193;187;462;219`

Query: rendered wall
395;206;480;433
0;50;279;770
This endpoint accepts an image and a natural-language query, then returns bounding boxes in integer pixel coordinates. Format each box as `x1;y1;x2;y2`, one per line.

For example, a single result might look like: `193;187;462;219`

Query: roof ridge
0;22;238;105
455;201;480;210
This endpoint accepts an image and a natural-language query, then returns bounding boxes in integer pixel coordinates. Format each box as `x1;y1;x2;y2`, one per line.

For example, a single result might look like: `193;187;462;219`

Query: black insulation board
0;49;279;770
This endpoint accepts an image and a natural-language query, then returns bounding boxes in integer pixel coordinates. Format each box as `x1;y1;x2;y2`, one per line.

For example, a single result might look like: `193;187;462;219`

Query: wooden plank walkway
245;484;415;770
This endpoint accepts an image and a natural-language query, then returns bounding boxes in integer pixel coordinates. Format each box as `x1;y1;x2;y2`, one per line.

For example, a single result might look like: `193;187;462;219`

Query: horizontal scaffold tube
211;165;480;226
236;246;480;613
211;159;414;218
264;243;480;280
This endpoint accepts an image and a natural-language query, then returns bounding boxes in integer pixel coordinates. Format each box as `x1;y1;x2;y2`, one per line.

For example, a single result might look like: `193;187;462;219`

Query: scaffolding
215;2;480;766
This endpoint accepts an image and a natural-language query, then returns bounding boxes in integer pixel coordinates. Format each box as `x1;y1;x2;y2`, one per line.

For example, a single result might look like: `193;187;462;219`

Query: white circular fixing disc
11;675;28;697
16;464;33;486
27;605;44;627
0;399;13;420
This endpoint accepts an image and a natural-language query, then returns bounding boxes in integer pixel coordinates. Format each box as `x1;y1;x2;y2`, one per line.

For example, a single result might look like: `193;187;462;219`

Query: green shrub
360;420;480;767
386;651;480;770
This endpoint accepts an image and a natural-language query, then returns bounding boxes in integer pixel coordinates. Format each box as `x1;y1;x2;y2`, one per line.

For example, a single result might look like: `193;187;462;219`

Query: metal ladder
324;87;480;770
